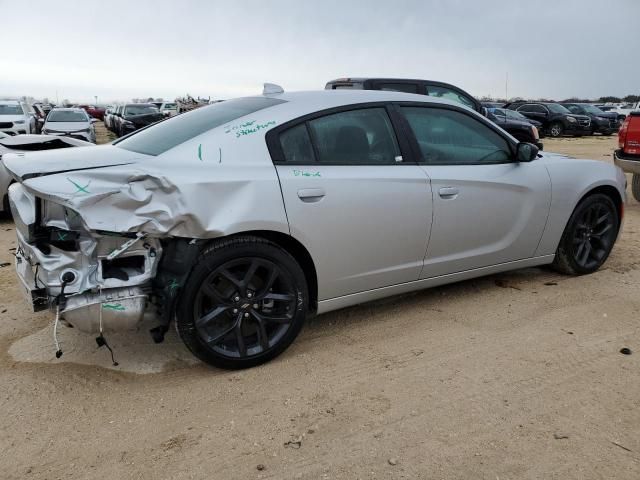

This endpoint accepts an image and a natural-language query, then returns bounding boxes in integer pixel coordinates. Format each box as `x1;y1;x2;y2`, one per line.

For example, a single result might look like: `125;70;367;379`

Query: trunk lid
2;144;147;181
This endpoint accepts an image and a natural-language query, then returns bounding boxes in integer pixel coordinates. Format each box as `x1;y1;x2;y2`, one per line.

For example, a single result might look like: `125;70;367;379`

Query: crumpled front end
10;182;162;333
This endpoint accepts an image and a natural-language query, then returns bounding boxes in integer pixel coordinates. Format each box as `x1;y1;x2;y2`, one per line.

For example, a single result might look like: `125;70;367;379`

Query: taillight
618;117;630;149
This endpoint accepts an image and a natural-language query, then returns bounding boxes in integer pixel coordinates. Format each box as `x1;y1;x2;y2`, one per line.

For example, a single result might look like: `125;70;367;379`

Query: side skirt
317;255;555;315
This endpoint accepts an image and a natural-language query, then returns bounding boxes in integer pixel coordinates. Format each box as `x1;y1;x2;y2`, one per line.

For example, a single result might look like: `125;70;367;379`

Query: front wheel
549;122;564;137
632;174;640;202
176;237;308;369
552;194;619;275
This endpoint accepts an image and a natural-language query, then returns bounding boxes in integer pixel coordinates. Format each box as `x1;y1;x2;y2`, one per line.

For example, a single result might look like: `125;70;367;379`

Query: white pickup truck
612;102;640;120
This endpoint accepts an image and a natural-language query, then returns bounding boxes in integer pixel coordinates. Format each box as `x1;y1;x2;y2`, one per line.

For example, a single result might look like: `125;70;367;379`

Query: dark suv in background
112;103;164;137
486;107;543;149
325;77;485;115
562;103;619;135
504;102;591;137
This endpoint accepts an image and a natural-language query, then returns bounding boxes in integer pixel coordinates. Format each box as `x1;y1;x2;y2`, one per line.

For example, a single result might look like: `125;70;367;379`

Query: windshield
124;105;158;116
0;104;24;115
115;96;286;156
547;104;571;114
492;108;529;121
163;103;177;109
47;110;88;122
581;104;605;114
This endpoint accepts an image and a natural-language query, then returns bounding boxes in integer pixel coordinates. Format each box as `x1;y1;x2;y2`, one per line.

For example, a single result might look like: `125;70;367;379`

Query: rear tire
632;174;640;203
176;236;308;369
552;194;619;275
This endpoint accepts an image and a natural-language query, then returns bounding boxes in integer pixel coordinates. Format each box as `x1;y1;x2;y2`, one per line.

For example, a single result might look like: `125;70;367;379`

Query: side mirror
516;142;539;162
90;118;98;123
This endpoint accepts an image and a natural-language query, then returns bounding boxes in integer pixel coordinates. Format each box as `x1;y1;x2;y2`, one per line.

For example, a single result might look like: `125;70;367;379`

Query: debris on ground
553;433;569;440
0;262;10;268
611;441;632;452
620;348;632;355
388;458;398;466
544;281;558;286
256;464;266;471
284;435;303;449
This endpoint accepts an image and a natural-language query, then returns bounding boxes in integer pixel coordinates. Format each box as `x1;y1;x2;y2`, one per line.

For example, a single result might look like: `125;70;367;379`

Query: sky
1;0;639;104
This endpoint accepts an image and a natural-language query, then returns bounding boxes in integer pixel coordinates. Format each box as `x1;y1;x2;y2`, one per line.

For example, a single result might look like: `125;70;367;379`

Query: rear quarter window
115;97;286;156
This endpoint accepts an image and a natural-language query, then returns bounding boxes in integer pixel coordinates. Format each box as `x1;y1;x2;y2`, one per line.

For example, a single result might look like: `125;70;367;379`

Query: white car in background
0;131;91;214
160;102;179;117
42;108;97;143
0;100;36;135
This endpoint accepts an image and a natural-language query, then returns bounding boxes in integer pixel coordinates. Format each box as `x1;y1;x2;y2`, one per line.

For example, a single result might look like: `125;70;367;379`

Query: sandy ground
1;131;639;479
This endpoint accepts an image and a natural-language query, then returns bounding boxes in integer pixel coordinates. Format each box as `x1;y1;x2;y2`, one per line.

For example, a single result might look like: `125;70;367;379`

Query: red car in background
614;111;640;201
77;105;106;121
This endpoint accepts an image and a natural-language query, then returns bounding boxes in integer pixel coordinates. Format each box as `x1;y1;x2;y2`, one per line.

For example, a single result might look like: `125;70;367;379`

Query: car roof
273;89;467;109
0;100;21;105
125;103;155;107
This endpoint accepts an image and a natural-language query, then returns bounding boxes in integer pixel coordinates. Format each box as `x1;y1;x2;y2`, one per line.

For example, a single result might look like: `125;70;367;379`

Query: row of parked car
103;102;177;137
0;99;98;143
325;77;624;146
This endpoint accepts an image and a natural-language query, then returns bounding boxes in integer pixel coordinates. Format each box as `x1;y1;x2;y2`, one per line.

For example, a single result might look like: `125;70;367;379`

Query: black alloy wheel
553;194;619;275
176;237;307;369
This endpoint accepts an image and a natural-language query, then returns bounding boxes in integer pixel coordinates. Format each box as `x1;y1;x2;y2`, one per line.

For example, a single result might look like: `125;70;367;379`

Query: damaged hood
2;145;145;181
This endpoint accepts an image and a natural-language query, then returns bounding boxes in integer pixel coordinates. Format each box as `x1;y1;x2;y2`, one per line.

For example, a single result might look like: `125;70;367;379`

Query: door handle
297;188;325;202
438;187;459;198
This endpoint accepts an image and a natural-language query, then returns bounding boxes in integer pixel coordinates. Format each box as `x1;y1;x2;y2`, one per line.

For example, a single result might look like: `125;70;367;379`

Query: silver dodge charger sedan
4;87;625;369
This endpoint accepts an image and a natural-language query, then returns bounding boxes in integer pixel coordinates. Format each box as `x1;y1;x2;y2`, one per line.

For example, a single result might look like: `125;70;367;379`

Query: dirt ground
1;131;639;480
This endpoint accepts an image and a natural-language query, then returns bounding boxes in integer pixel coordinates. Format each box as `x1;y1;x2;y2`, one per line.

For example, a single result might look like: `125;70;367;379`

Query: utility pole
94;95;98;106
505;72;509;101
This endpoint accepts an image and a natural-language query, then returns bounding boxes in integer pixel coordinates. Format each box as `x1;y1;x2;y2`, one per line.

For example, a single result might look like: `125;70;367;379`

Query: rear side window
116;97;286;156
308;108;400;164
277;108;401;165
378;83;419;94
427;86;476;109
402;107;511;165
280;124;315;163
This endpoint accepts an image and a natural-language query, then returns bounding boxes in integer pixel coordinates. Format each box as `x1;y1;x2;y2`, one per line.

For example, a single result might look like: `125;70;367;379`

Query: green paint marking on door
293;169;321;177
198;143;203;161
102;303;125;311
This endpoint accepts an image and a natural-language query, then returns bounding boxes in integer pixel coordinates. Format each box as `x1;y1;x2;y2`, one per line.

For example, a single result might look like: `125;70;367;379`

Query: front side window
427;86;475;109
307;108;401;164
518;104;546;113
547;103;571;114
401;107;511;165
47;111;88;122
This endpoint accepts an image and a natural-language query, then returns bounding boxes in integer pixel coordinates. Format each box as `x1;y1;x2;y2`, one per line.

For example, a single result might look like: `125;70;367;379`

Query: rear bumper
614;149;640;174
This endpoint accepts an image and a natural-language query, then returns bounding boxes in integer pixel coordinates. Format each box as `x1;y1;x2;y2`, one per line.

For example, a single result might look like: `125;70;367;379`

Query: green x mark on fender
168;279;180;293
198;144;203;161
102;303;125;311
67;177;91;194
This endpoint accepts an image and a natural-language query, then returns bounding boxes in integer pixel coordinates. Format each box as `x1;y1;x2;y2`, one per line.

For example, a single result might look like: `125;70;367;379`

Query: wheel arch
578;184;624;228
240;230;318;314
